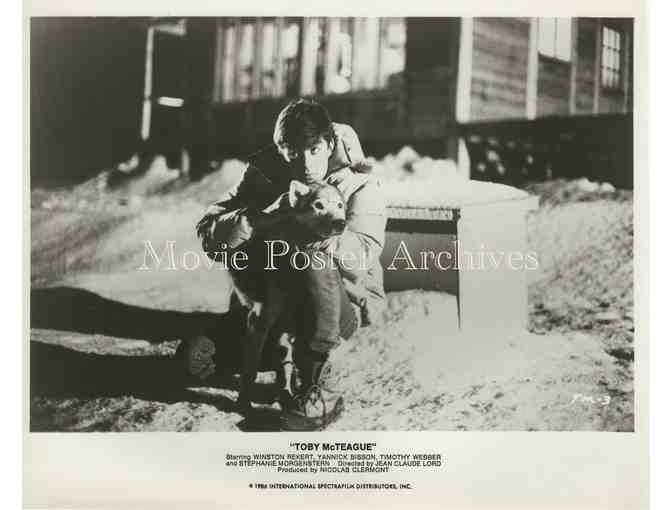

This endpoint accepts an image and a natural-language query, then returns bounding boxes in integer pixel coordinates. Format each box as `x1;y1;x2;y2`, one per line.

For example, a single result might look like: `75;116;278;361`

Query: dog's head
287;180;347;239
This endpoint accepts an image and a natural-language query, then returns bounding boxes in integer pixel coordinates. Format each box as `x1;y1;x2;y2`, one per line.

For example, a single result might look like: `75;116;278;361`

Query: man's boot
175;306;247;382
175;335;217;382
279;351;344;431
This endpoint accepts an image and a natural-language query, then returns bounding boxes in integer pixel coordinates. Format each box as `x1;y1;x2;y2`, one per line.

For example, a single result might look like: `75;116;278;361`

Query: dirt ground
29;156;634;432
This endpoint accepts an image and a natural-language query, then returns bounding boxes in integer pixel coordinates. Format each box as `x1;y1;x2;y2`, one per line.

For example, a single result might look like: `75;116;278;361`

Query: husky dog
232;180;348;412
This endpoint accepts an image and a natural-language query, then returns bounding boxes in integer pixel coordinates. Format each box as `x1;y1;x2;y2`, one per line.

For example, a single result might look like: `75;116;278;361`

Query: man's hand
326;167;353;187
326;167;370;203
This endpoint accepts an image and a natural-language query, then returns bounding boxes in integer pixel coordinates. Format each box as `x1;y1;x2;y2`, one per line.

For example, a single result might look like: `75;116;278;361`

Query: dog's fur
232;180;347;411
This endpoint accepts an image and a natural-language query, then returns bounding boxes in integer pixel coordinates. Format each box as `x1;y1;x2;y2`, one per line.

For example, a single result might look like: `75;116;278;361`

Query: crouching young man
193;99;387;430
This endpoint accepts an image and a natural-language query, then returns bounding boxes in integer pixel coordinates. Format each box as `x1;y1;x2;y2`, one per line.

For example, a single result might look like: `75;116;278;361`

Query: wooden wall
205;17;462;160
468;17;633;121
470;18;530;121
537;56;571;116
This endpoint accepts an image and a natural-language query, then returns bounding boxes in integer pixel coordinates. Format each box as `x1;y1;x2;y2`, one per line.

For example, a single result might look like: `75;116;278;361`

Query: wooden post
232;19;242;101
456;17;473;124
300;18;319;96
222;22;236;102
526;18;539;120
252;18;264;99
324;18;340;94
273;17;284;97
351;18;380;90
352;18;362;90
140;26;154;141
211;20;224;103
349;19;358;92
455;18;473;178
593;18;602;114
622;28;631;112
365;18;380;90
569;18;579;115
376;18;385;88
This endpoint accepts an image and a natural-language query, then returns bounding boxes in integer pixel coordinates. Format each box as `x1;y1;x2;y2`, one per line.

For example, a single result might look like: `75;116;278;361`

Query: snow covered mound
383;178;529;209
33;155;183;212
367;146;528;208
196;146;530;211
33;146;538;214
524;177;627;207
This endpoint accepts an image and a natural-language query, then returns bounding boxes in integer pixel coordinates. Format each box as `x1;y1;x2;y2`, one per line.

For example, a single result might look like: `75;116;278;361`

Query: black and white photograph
29;15;635;434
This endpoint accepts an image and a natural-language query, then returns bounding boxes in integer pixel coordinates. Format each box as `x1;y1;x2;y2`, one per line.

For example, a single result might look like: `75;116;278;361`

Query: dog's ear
288;180;311;208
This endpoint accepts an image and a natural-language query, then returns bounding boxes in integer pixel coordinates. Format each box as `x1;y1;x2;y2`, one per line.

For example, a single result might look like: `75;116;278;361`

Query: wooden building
30;17;634;186
165;17;631;164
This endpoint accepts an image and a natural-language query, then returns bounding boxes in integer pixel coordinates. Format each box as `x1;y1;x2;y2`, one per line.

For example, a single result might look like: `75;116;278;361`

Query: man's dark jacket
196;123;387;324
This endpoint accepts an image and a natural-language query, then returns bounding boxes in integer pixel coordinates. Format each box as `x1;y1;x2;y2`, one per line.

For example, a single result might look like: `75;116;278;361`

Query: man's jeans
296;249;359;355
229;241;359;357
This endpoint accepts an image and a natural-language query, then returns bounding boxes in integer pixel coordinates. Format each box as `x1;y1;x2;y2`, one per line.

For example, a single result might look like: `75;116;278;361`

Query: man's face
277;137;334;184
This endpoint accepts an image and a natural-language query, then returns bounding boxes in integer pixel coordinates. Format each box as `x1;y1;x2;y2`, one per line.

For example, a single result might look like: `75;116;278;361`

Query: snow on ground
29;148;634;431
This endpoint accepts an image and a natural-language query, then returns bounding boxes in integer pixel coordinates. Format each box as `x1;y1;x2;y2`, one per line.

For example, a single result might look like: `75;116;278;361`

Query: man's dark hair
273;99;336;150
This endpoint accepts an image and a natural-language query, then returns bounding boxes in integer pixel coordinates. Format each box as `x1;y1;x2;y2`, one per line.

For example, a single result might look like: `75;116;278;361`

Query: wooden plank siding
470;18;530;120
537;56;571;116
469;17;633;121
202;18;460;157
207;17;463;158
407;66;457;138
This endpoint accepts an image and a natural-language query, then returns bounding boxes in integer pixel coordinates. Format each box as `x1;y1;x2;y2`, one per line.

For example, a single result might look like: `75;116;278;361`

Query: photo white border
649;0;670;509
21;1;652;508
4;1;23;509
